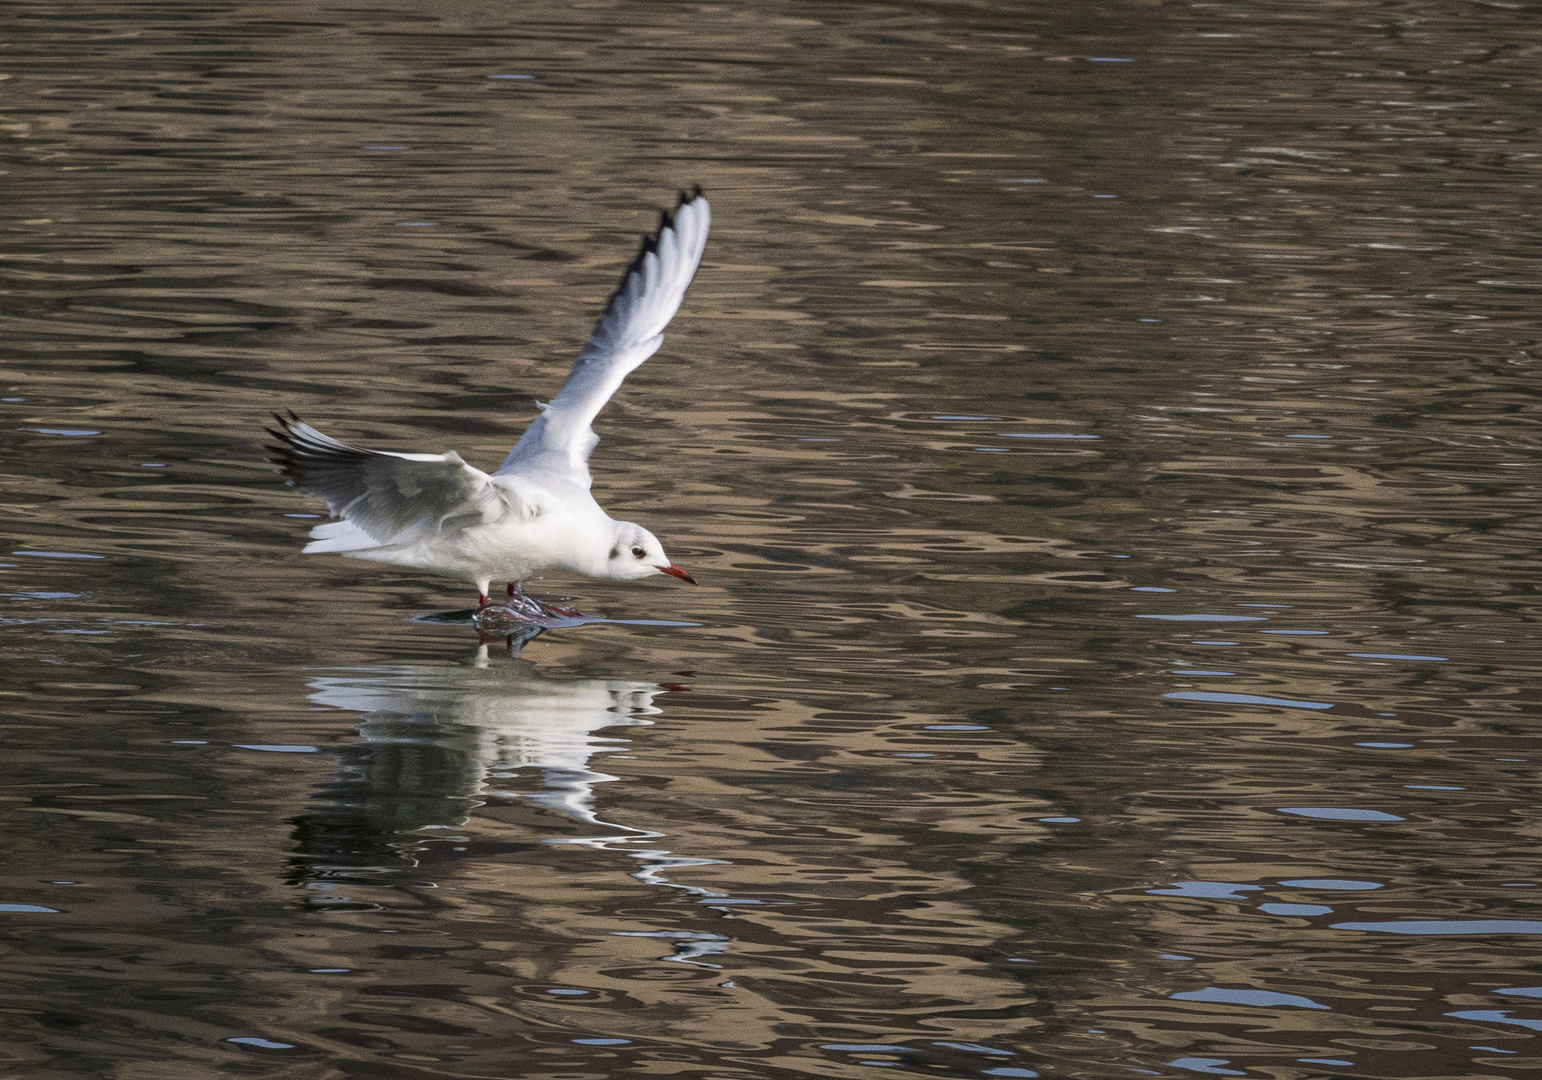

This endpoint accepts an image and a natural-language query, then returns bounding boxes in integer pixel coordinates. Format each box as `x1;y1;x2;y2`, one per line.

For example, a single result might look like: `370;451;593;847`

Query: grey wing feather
497;187;710;485
267;414;514;543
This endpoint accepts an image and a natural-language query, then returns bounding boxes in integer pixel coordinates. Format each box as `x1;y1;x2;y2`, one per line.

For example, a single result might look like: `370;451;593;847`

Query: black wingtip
267;413;301;446
266;413;300;477
265;411;333;481
599;187;706;315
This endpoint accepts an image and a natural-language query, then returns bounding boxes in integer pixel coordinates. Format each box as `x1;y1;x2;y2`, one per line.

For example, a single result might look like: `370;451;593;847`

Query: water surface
2;1;1541;1077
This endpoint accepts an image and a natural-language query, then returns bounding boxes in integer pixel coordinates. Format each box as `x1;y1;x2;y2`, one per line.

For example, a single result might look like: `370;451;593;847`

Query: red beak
657;564;697;585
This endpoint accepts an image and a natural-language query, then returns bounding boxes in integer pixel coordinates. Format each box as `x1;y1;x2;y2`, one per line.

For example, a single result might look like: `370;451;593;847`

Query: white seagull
268;187;709;607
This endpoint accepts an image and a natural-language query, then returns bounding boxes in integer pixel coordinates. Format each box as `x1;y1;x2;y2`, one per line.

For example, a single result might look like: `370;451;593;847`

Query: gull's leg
506;580;528;615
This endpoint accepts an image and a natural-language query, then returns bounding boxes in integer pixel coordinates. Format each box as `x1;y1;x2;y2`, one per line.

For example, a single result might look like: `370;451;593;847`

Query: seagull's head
606;521;696;584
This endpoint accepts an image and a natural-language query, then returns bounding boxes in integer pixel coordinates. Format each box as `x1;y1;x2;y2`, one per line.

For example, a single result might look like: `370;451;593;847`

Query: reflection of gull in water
307;661;657;826
291;657;726;919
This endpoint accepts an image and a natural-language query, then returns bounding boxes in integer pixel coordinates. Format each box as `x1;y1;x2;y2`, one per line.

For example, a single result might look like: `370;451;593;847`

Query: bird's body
298;470;599;581
269;188;709;605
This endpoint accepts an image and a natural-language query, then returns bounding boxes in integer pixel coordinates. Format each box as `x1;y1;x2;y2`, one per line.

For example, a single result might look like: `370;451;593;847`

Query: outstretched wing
497;187;710;486
268;413;523;545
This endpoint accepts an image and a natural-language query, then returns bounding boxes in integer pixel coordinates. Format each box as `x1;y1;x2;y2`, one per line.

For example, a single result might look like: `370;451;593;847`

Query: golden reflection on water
1;0;1541;1076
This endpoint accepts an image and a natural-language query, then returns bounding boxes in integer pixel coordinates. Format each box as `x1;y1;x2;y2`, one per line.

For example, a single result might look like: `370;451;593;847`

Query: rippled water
3;1;1541;1077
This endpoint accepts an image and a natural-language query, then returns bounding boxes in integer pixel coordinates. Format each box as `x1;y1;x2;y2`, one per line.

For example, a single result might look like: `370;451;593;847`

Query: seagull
268;187;709;608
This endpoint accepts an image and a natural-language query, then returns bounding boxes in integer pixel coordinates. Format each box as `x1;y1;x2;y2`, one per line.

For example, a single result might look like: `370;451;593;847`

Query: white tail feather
304;519;379;553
